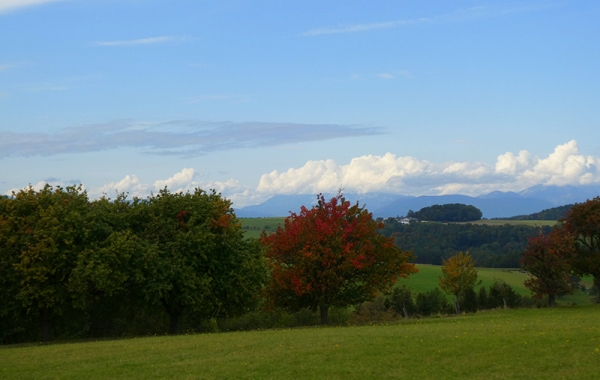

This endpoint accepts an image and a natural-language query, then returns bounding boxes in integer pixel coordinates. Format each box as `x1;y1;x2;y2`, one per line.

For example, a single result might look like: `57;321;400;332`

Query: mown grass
2;306;599;379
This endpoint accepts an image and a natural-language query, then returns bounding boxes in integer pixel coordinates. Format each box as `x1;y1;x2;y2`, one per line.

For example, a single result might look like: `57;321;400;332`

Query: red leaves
261;192;417;312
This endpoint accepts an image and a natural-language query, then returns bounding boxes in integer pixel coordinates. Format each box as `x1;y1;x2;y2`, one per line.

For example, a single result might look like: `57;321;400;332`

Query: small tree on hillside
439;251;479;314
261;193;417;324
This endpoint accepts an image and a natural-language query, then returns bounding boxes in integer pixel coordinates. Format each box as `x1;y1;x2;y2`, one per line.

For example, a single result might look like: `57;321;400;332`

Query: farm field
470;219;558;227
2;306;599;379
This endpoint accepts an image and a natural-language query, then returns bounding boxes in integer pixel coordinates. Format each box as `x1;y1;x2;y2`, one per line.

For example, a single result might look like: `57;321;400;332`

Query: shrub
415;288;451;316
385;286;416;318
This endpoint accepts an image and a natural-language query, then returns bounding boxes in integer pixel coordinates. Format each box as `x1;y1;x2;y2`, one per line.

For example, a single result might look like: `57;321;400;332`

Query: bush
488;279;522;308
460;288;478;313
385;286;416;318
415;288;451;316
352;296;395;324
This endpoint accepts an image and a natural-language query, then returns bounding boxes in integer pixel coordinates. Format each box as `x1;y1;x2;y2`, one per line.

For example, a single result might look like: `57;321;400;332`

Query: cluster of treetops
1;186;598;345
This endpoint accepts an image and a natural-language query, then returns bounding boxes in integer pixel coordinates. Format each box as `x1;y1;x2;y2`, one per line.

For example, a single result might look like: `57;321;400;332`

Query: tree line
379;220;553;267
0;185;267;343
0;189;416;343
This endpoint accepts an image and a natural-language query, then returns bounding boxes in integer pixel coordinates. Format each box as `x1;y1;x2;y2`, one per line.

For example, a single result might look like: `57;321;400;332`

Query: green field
470;219;558;227
240;217;285;239
398;264;595;306
2;306;599;379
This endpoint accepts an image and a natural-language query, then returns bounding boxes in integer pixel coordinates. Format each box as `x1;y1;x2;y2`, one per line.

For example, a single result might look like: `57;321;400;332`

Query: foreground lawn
2;306;599;379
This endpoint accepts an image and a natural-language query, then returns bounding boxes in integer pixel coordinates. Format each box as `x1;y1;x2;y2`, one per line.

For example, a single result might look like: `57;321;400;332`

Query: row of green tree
380;220;552;267
0;186;267;343
503;204;573;221
1;189;417;343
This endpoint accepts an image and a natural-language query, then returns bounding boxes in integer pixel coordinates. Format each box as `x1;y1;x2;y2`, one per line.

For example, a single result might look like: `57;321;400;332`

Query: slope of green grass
397;265;594;305
2;307;600;379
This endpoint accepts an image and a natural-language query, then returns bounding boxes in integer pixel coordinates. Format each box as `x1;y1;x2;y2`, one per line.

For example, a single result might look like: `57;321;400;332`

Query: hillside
504;204;574;221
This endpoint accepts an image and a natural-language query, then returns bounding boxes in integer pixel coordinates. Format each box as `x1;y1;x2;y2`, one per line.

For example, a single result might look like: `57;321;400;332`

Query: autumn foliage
260;193;417;324
520;229;575;307
561;196;600;300
439;251;479;314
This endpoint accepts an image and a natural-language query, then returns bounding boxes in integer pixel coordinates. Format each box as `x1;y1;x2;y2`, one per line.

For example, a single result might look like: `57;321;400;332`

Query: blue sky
1;0;599;206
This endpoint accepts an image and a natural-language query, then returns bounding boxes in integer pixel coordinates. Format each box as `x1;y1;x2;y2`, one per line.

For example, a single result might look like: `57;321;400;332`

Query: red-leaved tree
562;197;600;302
521;228;575;307
261;193;417;324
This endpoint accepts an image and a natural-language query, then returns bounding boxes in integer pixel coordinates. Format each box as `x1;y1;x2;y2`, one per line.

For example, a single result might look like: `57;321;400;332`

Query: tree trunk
548;294;556;307
454;300;460;315
40;308;52;341
168;312;181;335
320;305;329;325
402;305;409;319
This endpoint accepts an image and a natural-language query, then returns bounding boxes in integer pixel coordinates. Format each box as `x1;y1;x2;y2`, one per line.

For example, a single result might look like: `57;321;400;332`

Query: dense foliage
407;203;482;222
380;220;551;267
261;193;417;324
0;185;267;343
505;204;574;221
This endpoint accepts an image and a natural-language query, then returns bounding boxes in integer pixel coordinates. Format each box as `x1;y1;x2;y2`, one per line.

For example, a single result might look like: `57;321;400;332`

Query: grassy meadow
239;217;285;239
2;306;599;379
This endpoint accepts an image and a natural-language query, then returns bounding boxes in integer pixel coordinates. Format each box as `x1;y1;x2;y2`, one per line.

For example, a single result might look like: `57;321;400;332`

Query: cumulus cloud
7;141;597;208
0;0;64;14
0;119;384;158
257;141;600;197
89;168;264;207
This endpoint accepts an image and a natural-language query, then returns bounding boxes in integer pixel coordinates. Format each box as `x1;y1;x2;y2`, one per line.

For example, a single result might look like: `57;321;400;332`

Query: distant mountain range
235;185;600;219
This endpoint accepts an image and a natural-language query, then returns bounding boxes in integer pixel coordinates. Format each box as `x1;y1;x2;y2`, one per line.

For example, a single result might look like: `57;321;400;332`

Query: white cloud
302;5;552;37
378;73;395;80
257;141;600;197
92;36;192;47
7;141;598;209
154;168;196;191
0;0;64;14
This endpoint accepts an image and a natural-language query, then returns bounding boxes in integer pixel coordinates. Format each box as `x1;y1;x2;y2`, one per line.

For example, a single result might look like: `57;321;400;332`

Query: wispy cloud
188;94;250;103
0;0;65;14
92;36;193;47
302;4;553;36
0;119;386;158
378;73;395;80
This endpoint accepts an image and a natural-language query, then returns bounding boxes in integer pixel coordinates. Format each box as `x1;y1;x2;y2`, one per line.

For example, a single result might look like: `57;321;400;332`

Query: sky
1;0;599;207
